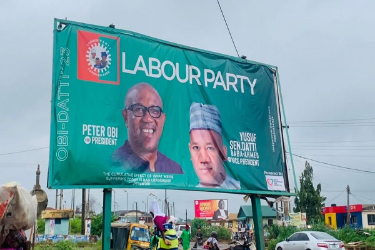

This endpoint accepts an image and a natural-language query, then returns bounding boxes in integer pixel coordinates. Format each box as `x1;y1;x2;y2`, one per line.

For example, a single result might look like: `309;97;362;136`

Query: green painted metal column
102;188;112;250
251;195;265;250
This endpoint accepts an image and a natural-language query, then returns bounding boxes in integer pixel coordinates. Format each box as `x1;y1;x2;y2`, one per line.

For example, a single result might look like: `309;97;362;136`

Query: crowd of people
149;200;221;250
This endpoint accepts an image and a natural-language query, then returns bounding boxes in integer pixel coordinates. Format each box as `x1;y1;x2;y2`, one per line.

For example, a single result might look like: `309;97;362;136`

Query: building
237;205;276;230
227;213;238;232
362;204;375;229
116;210;153;224
42;210;74;235
42;209;74;235
322;204;375;229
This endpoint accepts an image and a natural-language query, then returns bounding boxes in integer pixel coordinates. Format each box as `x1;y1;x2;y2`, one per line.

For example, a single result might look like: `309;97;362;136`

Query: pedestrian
180;224;191;250
159;216;179;250
150;231;160;250
204;231;219;250
149;200;170;246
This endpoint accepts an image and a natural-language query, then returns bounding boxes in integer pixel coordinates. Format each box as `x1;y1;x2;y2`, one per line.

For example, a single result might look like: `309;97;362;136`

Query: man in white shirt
212;199;228;220
189;102;241;190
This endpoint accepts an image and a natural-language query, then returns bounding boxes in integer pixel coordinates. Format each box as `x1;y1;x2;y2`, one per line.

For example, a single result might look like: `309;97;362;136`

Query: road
179;241;236;250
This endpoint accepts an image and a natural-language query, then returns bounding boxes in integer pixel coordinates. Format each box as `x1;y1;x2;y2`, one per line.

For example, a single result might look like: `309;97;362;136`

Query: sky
1;0;375;220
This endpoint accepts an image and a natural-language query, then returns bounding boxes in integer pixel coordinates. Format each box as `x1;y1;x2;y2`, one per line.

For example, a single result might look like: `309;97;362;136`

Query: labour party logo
77;30;119;84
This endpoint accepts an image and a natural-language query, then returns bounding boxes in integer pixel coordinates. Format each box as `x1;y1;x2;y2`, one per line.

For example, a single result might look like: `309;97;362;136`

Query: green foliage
94;239;103;250
189;218;230;240
190;218;209;238
309;221;330;233
37;219;45;234
216;226;231;240
267;224;375;249
294;161;326;224
54;241;76;250
35;241;75;250
35;242;53;250
268;239;279;250
91;214;104;237
35;240;104;250
277;226;298;241
365;235;375;248
76;241;90;248
69;217;81;234
91;213;117;236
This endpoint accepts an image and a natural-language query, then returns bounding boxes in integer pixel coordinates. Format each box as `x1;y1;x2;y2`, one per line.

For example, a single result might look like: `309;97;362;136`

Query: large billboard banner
195;199;228;220
49;19;289;195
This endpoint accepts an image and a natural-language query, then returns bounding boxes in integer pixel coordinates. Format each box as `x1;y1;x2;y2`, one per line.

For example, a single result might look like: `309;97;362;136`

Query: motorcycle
197;236;204;246
224;240;252;250
193;236;204;248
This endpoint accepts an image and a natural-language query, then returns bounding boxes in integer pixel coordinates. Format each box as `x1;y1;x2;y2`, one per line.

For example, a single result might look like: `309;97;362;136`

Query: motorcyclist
204;231;219;250
193;228;203;248
234;232;239;241
197;228;203;243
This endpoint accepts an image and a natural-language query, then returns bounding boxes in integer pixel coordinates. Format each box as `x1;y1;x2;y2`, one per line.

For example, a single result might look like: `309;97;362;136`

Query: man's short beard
130;136;158;154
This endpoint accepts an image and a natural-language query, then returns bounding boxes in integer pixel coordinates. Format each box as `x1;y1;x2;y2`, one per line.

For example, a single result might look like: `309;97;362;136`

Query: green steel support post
251;195;265;250
102;188;112;250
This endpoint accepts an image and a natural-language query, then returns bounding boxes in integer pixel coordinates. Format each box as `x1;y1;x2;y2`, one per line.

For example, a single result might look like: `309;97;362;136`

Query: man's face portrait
91;52;96;59
189;129;227;186
218;200;225;209
123;85;166;155
95;58;100;66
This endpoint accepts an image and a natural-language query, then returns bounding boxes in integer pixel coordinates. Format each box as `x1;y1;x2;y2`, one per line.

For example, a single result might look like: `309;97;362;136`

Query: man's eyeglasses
126;104;163;118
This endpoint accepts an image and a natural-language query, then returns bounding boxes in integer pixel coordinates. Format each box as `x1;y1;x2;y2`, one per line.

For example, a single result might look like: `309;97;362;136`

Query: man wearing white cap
89;48;96;66
189;102;241;190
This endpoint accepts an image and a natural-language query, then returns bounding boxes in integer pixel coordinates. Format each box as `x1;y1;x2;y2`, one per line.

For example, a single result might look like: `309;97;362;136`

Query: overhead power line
0;146;49;156
325;189;346;205
288;117;375;123
292;139;375;144
288;124;375;128
216;0;240;57
351;193;375;203
289;153;375;174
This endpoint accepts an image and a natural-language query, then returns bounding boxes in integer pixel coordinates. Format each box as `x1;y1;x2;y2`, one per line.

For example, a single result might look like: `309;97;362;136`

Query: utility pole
87;189;90;217
71;189;75;210
55;190;58;209
81;189;86;235
276;202;279;221
113;190;116;216
136;202;138;223
59;190;63;210
164;189;168;214
347;185;350;225
173;202;175;216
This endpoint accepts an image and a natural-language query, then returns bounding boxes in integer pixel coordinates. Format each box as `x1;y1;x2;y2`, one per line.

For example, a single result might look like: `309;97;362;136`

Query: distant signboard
194;199;228;220
289;212;307;227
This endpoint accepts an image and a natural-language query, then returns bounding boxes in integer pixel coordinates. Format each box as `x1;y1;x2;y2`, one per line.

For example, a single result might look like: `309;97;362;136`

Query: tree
70;217;82;234
294;161;326;224
90;214;117;237
37;219;45;234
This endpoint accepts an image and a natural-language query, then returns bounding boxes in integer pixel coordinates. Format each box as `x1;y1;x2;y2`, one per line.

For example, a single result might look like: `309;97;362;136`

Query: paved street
177;241;235;250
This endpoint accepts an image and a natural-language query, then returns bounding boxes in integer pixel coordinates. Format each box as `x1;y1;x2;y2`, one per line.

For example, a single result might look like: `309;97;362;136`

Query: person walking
149;200;170;246
180;224;191;250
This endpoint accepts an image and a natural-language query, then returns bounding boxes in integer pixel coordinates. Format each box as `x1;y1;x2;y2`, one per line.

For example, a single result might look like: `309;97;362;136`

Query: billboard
49;19;289;195
195;199;228;220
